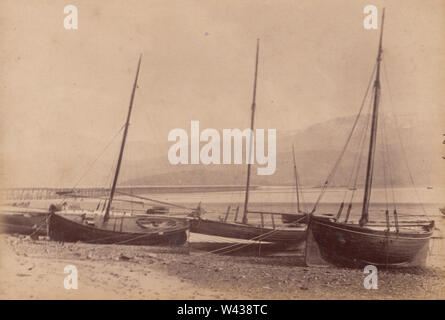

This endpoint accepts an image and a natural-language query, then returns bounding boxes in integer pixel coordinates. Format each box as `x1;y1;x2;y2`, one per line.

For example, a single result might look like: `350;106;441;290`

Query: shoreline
1;235;444;299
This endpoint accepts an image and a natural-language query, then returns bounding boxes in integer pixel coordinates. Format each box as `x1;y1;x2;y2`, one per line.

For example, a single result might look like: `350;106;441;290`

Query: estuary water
3;186;444;268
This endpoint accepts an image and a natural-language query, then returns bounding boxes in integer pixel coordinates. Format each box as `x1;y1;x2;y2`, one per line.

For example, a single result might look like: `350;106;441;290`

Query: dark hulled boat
309;216;433;266
0;204;91;237
0;209;48;236
281;213;307;224
48;56;189;246
189;218;306;243
48;212;188;245
306;9;435;267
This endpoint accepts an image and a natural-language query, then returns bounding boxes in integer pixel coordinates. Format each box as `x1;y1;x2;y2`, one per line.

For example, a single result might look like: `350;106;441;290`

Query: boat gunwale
50;212;189;236
311;216;433;240
191;217;306;233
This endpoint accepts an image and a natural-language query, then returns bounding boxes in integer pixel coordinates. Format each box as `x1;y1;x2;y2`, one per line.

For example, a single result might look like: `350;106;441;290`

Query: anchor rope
192;215;307;256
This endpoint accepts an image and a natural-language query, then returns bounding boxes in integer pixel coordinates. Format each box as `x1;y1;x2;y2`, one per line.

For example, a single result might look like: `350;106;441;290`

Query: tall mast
104;55;142;222
292;144;301;213
242;39;260;224
360;9;385;226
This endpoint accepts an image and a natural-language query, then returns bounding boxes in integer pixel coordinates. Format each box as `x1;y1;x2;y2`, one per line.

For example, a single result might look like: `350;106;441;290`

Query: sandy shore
0;234;444;299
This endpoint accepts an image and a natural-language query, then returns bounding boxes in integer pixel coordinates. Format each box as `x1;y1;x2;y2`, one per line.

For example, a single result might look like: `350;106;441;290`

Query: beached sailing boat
306;9;434;266
281;145;309;224
48;56;189;246
189;40;307;244
0;207;49;237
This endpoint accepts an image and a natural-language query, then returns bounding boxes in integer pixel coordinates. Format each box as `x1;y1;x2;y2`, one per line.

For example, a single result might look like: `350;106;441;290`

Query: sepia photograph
0;0;444;303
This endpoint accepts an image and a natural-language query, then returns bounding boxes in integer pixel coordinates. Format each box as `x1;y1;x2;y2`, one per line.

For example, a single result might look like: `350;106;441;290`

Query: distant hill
120;114;444;188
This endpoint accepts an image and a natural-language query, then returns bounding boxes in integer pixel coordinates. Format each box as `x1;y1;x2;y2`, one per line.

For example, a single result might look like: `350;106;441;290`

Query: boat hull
281;213;308;224
0;212;48;236
189;218;306;244
48;213;189;246
309;216;433;267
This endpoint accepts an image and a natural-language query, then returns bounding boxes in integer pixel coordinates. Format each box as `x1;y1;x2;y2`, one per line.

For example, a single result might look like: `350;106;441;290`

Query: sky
0;0;444;187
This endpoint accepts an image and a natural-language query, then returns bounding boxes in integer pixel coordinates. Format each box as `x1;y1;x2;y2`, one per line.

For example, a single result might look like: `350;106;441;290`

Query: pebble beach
1;233;444;300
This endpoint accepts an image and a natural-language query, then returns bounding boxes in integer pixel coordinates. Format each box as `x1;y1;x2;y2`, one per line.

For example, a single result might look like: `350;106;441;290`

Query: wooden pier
0;185;255;201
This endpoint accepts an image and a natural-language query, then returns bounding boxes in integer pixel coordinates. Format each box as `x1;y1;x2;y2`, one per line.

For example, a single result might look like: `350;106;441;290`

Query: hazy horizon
1;0;444;188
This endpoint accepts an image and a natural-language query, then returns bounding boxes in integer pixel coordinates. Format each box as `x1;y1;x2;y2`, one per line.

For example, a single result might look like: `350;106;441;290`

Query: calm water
131;186;444;223
6;186;445;268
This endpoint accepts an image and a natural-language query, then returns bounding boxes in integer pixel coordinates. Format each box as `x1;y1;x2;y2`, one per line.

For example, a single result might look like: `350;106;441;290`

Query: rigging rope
71;124;126;191
381;109;397;213
381;113;397;211
336;95;373;222
58;124;126;205
310;62;377;213
116;191;194;211
379;112;390;212
348;97;373;207
296;171;308;213
341;94;373;204
193;228;281;256
382;61;428;217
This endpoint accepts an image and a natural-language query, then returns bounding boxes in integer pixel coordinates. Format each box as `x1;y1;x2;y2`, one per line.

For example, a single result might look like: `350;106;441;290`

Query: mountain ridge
120;114;444;188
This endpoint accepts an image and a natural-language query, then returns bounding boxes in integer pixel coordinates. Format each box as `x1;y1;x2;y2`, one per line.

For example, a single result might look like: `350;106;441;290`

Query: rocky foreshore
0;234;444;299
